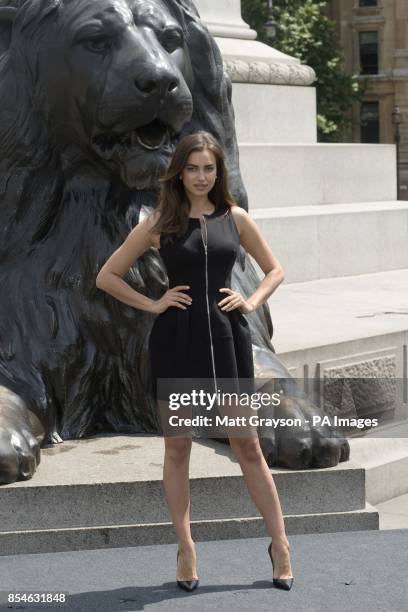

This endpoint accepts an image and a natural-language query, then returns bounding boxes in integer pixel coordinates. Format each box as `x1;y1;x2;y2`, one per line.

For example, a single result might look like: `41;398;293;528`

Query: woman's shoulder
146;209;161;224
228;204;249;231
229;203;248;218
144;209;162;248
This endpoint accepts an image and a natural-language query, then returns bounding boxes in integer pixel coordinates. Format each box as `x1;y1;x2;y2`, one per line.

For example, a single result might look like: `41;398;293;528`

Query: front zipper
199;215;218;395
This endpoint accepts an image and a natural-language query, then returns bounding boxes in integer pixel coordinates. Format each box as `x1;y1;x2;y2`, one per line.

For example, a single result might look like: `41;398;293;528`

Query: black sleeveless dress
148;203;254;404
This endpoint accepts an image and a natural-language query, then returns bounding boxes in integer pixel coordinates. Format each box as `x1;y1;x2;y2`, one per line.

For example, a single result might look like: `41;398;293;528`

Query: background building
326;0;408;197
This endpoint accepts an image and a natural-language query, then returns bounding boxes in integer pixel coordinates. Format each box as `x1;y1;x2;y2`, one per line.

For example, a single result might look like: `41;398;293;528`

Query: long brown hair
149;131;237;244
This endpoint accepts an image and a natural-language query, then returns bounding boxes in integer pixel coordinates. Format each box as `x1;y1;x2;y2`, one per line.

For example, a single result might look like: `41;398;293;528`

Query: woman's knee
229;435;263;463
164;436;192;464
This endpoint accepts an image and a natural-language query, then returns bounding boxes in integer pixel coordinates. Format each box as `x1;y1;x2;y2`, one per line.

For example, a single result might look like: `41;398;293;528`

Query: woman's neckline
188;204;223;220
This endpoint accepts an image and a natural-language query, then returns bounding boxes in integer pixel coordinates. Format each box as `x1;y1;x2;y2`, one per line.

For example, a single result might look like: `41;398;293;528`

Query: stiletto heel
268;542;294;591
176;550;199;592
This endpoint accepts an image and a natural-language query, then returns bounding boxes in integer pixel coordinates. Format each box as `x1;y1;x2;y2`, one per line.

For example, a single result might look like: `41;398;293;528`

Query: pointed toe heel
268;542;294;591
176;550;199;592
273;576;294;591
177;578;200;592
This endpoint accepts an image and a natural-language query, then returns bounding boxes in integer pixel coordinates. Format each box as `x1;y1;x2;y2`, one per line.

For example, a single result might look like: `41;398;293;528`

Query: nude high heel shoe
268;542;294;590
176;550;199;592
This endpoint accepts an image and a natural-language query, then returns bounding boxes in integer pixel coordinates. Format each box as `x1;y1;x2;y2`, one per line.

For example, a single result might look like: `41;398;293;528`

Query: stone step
232;83;317;144
239;143;397;207
0;504;378;556
342;423;408;506
0;437;365;533
376;491;408;530
250;201;408;283
0;435;372;555
269;269;408;357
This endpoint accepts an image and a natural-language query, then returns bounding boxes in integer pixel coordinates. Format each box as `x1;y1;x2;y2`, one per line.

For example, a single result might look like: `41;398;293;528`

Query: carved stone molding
224;58;316;86
194;0;316;86
316;348;398;419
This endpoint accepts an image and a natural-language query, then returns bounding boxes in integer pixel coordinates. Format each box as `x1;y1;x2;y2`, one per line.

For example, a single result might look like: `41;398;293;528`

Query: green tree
241;0;363;141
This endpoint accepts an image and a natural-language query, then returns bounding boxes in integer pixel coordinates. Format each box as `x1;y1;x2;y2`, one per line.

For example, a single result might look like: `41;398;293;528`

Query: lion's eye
83;36;112;53
160;29;183;53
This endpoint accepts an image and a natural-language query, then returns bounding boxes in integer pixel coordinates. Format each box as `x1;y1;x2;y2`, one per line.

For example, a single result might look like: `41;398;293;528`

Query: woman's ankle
271;536;290;551
178;537;195;551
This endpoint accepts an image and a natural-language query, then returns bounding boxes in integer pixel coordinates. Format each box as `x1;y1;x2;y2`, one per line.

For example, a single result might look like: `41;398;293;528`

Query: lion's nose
134;75;179;97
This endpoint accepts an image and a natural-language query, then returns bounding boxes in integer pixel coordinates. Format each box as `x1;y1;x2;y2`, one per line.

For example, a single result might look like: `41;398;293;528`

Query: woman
96;131;294;592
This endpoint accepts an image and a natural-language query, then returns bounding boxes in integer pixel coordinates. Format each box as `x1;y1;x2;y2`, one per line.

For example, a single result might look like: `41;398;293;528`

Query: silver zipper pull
200;215;208;251
199;214;217;395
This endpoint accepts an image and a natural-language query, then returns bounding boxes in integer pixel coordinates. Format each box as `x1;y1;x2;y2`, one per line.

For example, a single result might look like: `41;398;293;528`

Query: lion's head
0;0;245;198
1;0;199;190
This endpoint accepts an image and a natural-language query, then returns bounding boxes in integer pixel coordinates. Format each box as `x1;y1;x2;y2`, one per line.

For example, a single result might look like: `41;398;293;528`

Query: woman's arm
95;212;160;313
219;206;285;314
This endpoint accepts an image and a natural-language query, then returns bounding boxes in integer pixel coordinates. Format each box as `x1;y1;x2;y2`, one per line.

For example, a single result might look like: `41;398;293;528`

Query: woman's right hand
152;285;192;314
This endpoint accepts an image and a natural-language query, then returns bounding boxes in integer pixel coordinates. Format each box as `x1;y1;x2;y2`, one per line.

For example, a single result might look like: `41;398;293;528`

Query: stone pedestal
193;0;257;40
194;0;315;86
194;0;317;142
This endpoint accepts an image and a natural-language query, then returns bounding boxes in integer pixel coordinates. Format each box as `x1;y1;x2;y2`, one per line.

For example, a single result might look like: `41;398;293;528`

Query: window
360;102;379;143
359;0;377;6
359;31;379;74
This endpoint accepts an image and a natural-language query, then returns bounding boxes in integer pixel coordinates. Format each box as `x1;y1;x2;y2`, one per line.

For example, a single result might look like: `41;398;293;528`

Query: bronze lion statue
0;0;349;484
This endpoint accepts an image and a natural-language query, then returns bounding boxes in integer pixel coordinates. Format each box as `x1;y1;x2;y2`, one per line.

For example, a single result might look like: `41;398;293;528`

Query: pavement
1;529;407;612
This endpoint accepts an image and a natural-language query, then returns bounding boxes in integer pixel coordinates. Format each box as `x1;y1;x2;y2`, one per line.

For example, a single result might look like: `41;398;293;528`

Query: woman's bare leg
163;435;198;580
229;434;293;579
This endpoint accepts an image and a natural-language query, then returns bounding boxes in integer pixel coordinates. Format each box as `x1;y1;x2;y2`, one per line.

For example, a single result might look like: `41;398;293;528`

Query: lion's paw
259;396;351;470
0;423;41;484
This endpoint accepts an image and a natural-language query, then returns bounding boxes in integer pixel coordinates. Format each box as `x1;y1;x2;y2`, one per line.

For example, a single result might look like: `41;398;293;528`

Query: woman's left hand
217;288;255;314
